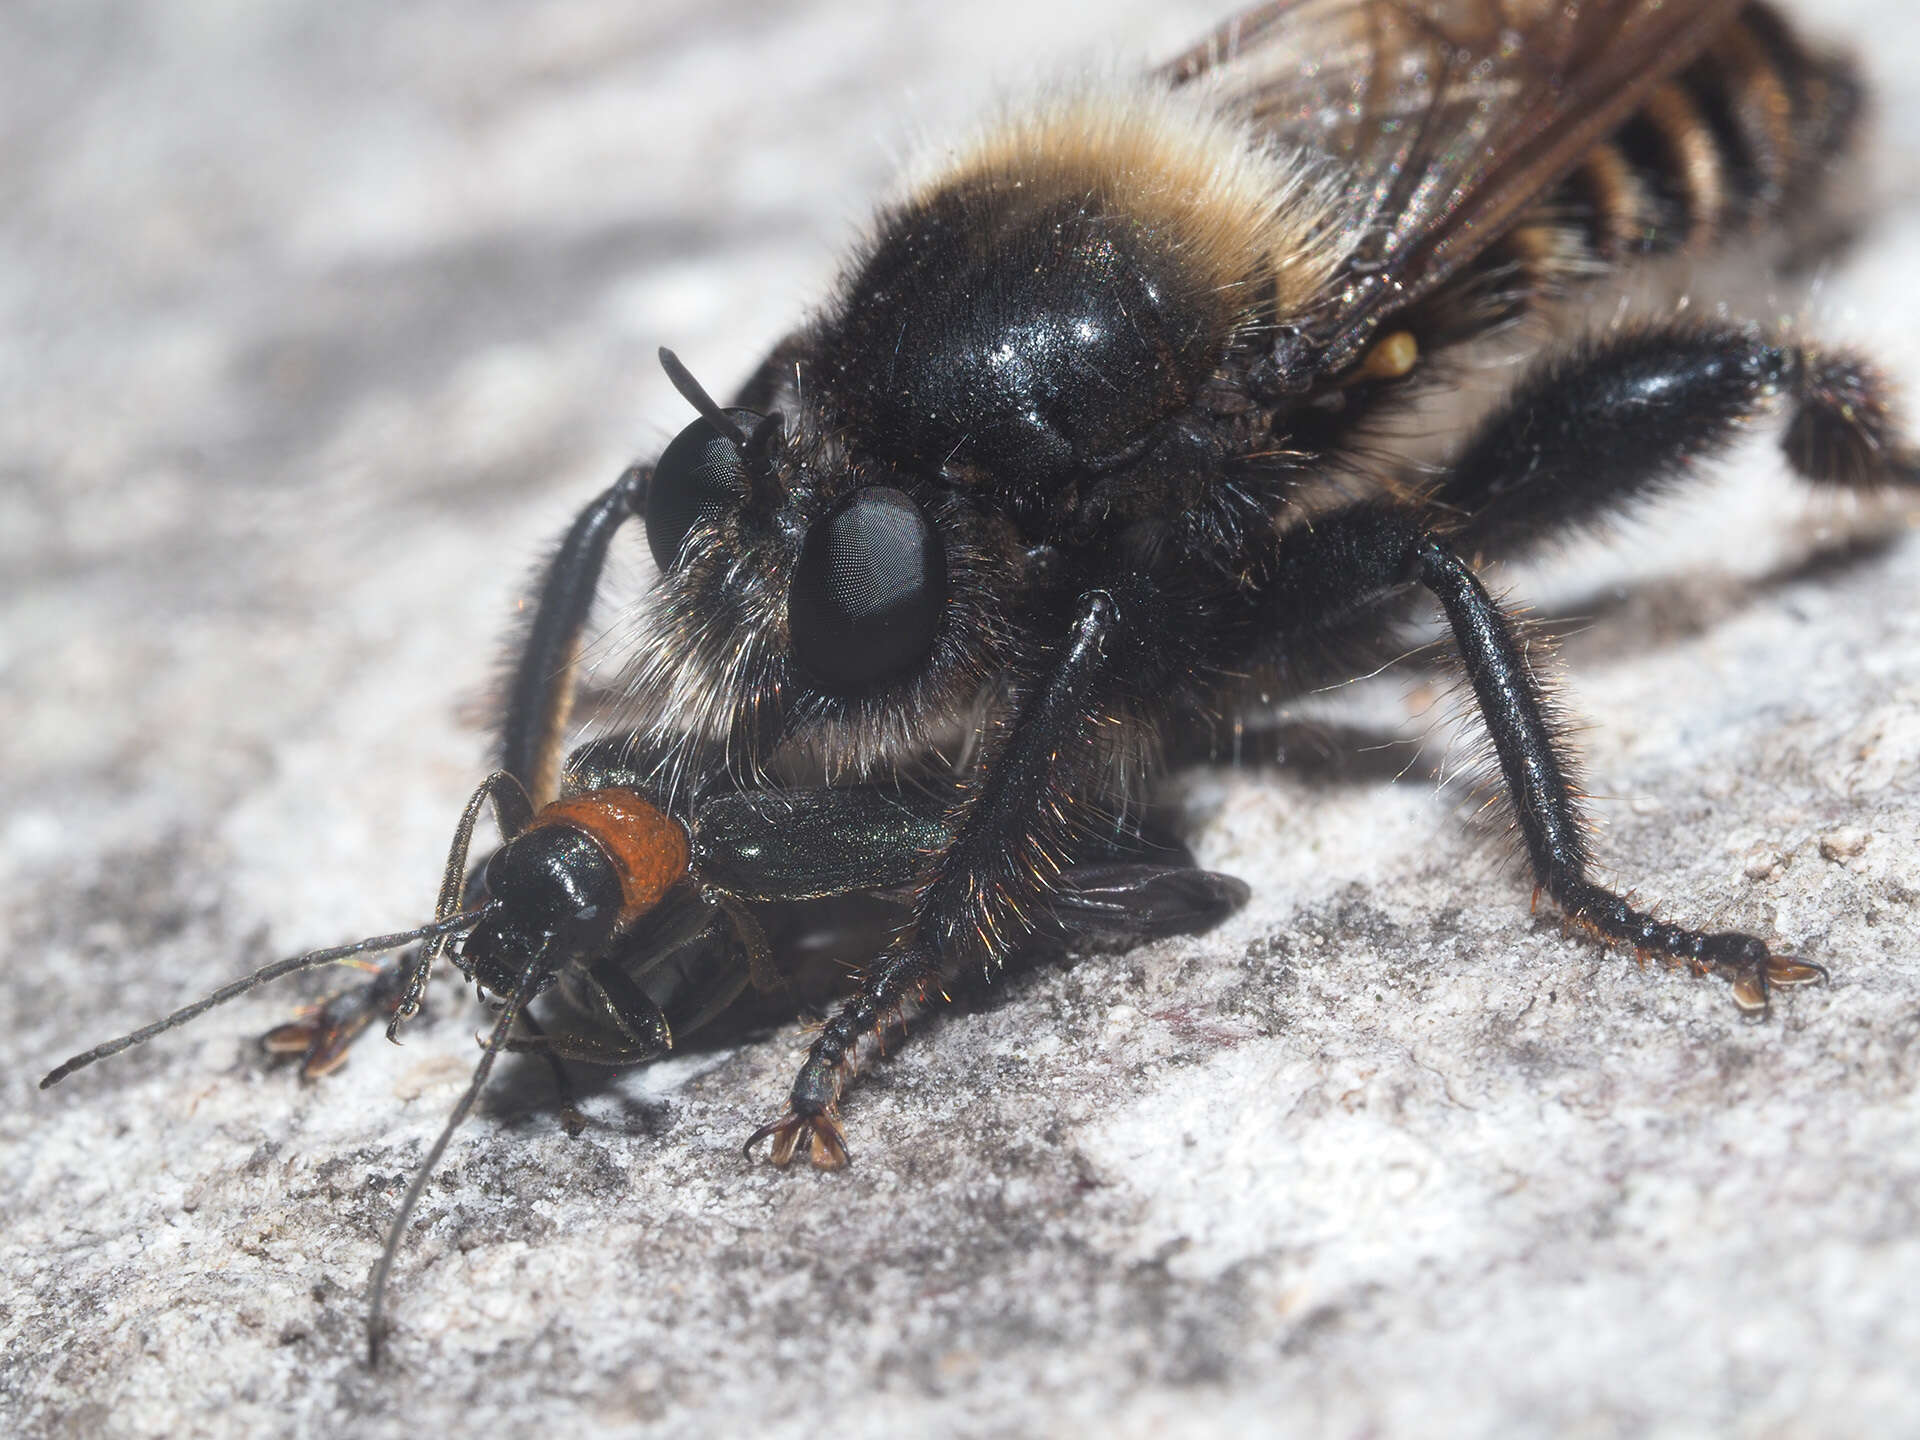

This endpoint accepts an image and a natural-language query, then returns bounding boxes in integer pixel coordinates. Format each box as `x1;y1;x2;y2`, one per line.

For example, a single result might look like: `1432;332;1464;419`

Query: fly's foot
745;1107;849;1170
1558;885;1828;1016
1726;949;1830;1015
744;997;871;1167
1682;930;1827;1014
260;961;411;1078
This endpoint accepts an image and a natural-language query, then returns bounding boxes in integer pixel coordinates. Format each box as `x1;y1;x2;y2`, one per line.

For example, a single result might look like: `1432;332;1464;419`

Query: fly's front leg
255;470;648;1074
499;465;650;808
260;957;414;1078
748;590;1127;1168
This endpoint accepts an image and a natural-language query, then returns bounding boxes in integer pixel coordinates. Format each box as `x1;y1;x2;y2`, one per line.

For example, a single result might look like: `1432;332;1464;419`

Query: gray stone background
5;2;1919;1436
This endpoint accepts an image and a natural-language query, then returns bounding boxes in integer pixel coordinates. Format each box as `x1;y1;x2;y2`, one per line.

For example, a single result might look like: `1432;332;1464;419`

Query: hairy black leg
371;465;640;1073
1257;507;1824;1011
1432;323;1920;562
259;472;648;1076
499;466;649;807
1416;537;1824;1008
748;591;1125;1167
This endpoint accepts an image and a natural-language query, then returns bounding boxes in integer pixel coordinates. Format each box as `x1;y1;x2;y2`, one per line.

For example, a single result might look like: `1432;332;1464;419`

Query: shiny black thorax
812;183;1228;541
717;178;1357;722
642;172;1345;756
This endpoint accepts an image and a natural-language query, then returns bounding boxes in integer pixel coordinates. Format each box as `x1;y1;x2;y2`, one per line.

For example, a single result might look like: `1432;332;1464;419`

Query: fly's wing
1157;0;1747;370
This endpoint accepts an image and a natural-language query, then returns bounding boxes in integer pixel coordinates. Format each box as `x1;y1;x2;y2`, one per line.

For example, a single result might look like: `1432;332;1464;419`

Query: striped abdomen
1570;1;1860;257
1451;3;1861;336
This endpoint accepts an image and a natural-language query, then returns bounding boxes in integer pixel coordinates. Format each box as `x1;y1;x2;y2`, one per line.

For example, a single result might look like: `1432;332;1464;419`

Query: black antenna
38;905;499;1089
366;950;545;1368
388;770;533;1041
744;409;787;471
658;347;749;448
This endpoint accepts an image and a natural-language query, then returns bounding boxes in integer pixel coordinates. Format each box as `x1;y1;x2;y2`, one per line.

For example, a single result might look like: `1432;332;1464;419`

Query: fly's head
614;348;1025;796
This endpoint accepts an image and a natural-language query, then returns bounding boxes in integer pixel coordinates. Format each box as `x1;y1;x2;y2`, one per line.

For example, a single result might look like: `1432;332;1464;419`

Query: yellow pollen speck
1356;331;1419;382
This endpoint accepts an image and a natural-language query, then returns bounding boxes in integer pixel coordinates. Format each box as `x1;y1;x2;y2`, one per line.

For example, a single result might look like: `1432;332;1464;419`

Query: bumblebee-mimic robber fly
607;0;1916;1168
40;0;1920;1358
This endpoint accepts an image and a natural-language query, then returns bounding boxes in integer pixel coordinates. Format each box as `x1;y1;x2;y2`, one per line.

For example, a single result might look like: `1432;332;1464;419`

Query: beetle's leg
500;466;650;809
260;770;532;1069
394;467;645;1046
509;1009;589;1135
386;769;535;1037
499;1031;665;1066
749;591;1130;1168
500;1024;667;1068
709;896;783;997
260;470;647;1074
1259;506;1826;1011
1430;324;1919;563
509;949;677;1066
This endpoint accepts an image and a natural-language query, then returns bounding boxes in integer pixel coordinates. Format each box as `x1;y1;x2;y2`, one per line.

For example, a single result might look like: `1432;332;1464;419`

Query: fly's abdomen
1573;1;1860;257
1448;3;1861;337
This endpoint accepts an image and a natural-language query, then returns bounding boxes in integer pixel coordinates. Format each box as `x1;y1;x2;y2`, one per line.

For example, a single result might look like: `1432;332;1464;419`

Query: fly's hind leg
1410;533;1827;1011
1428;322;1919;564
1243;323;1919;1007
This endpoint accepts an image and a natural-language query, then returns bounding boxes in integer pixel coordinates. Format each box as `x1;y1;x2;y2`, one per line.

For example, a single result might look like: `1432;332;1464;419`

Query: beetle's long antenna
388;770;533;1039
38;905;500;1089
366;949;544;1368
658;347;749;448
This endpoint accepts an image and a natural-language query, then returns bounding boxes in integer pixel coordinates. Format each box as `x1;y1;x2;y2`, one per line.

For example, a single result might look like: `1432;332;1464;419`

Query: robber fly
562;0;1911;1167
40;0;1919;1360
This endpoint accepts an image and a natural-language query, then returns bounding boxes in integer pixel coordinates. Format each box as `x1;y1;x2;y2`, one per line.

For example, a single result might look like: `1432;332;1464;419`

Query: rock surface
5;2;1919;1437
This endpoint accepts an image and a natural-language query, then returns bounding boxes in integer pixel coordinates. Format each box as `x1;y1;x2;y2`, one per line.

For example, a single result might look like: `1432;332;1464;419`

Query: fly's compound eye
788;486;947;695
644;411;758;570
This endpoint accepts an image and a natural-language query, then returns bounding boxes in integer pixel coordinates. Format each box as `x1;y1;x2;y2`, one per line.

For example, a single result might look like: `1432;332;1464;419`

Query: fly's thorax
609;81;1351;783
807;82;1344;532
